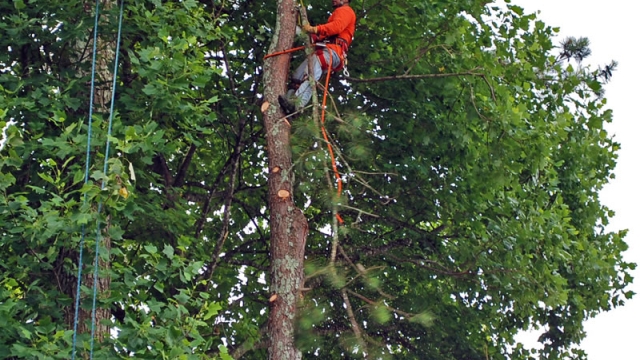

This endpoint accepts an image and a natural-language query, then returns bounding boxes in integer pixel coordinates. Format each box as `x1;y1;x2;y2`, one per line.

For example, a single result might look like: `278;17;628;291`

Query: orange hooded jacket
315;4;356;60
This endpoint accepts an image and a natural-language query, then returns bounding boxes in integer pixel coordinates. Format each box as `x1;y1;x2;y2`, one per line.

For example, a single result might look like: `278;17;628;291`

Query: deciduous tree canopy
0;0;634;359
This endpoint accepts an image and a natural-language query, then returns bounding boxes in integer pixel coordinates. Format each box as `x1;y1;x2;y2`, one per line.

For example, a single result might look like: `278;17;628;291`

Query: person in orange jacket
279;0;356;115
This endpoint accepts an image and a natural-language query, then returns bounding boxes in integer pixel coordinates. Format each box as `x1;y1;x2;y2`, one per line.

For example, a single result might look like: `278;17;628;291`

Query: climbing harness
316;46;344;72
72;0;125;358
265;38;349;74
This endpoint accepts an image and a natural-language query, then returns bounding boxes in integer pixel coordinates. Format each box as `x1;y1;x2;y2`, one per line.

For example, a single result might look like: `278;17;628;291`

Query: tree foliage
0;0;634;359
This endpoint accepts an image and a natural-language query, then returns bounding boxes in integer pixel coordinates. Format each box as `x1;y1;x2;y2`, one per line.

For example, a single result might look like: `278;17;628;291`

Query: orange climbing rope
263;46;305;59
320;54;344;225
265;44;345;224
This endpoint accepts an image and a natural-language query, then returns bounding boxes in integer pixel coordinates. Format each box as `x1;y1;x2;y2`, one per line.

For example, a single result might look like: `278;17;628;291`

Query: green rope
89;1;125;357
72;0;126;358
72;0;102;358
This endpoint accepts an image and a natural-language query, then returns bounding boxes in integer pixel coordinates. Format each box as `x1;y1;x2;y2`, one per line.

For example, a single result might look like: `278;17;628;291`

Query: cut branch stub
277;189;290;199
261;101;270;113
272;166;281;174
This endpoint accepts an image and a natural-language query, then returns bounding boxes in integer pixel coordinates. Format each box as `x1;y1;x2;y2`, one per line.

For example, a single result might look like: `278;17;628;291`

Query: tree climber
278;0;356;115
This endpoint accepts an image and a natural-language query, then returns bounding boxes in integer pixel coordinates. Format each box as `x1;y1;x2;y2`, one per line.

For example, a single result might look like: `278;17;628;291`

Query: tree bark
65;0;115;347
262;1;308;359
77;222;112;344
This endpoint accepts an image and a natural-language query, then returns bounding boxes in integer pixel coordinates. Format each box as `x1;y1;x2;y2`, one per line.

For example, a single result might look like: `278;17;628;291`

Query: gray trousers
289;47;342;107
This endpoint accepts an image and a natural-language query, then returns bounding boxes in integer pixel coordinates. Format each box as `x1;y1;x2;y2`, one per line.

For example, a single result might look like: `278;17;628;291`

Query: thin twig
352;170;398;176
339;204;380;218
194;155;233;237
316;82;346;124
404;40;453;76
275;103;315;123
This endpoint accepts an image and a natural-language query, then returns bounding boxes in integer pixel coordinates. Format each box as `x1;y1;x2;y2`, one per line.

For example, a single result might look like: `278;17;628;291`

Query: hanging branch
341;288;369;358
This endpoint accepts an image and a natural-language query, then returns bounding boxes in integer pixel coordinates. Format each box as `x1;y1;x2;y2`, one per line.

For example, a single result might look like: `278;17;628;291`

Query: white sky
511;1;639;358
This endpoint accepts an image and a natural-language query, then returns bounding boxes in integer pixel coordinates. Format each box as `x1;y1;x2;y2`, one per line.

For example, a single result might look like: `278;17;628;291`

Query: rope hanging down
319;55;344;225
71;0;102;356
72;0;125;358
263;11;346;224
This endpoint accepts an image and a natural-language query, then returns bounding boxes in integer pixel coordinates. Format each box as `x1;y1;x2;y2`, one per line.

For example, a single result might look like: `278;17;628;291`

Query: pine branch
341;288;369;359
338;244;395;300
346;289;414;319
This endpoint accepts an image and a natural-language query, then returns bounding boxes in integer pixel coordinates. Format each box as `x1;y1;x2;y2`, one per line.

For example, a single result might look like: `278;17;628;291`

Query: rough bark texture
262;0;308;359
77;227;112;343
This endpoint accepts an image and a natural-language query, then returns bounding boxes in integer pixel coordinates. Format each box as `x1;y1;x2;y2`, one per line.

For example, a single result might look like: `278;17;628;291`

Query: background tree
0;0;634;359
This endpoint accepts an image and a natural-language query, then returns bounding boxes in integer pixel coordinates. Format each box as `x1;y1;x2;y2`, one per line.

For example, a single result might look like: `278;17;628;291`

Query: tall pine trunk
262;0;308;359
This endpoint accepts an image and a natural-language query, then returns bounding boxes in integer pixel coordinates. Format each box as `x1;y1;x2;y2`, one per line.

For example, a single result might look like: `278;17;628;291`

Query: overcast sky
509;1;639;358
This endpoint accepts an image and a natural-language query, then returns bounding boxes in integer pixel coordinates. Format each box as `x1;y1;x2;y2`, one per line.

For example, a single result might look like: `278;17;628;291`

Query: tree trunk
64;0;115;347
75;227;112;344
262;1;308;359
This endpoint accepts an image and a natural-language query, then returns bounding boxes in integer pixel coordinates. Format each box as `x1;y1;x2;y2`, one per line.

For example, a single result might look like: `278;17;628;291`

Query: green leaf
13;0;26;10
203;302;222;320
218;345;233;360
163;245;175;259
144;244;158;255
